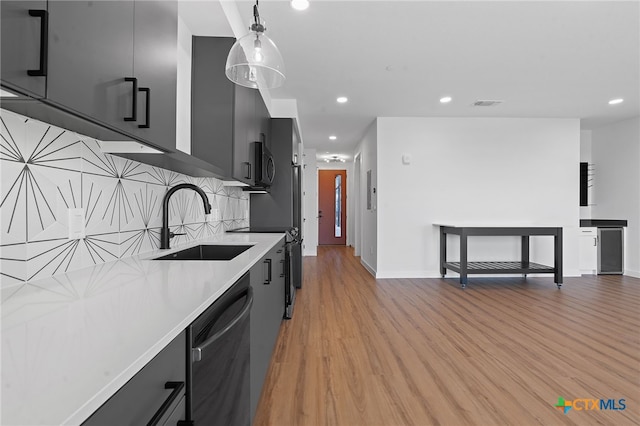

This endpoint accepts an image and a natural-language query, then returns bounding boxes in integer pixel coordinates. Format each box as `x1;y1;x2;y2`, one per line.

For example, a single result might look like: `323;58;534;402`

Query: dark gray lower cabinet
83;238;286;425
82;332;186;426
250;238;286;422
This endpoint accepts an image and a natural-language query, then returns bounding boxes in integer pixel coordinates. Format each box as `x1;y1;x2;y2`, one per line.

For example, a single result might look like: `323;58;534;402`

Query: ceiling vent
473;100;503;107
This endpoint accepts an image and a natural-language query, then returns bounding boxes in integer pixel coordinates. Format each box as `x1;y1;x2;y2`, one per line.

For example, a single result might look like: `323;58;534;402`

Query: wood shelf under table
438;225;563;289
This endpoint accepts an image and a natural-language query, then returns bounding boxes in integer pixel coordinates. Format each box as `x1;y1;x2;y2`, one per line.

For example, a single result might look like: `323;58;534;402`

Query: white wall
302;149;318;256
353;153;362;256
591;116;640;277
375;117;581;278
175;15;192;154
354;121;378;275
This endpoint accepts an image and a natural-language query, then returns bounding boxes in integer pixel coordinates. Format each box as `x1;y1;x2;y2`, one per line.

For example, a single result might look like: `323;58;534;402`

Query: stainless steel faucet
161;183;212;249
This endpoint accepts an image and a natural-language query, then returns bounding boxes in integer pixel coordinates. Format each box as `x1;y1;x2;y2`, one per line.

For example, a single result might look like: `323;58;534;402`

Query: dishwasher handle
192;286;253;362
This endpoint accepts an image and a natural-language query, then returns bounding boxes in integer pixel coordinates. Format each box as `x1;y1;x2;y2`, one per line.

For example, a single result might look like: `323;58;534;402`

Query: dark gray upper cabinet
191;37;234;178
191;36;259;185
129;0;177;151
1;1;48;98
251;118;299;228
46;1;135;133
233;84;256;184
36;1;177;152
255;90;271;149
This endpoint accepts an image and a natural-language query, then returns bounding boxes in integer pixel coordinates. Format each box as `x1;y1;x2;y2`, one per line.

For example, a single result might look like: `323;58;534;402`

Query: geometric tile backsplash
0;109;249;287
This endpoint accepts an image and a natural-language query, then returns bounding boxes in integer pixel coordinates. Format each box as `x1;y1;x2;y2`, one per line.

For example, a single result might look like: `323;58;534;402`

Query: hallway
254;246;640;426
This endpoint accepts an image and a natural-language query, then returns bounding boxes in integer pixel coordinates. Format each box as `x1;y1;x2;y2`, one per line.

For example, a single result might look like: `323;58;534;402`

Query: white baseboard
361;259;376;277
374;270;440;279
303;247;317;256
625;269;640;278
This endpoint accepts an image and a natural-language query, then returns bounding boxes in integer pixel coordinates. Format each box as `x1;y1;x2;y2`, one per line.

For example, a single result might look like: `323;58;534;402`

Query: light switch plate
68;208;85;240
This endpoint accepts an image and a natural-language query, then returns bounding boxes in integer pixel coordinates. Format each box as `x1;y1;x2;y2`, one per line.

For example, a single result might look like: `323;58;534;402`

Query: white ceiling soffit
178;0;234;36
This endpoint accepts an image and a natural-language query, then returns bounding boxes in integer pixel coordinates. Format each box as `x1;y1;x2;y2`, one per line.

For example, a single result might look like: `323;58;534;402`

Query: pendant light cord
252;0;265;33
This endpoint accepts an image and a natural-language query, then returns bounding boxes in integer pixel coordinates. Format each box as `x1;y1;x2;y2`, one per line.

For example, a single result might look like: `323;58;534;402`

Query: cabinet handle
124;77;138;121
138;87;150;128
243;162;252;180
146;381;185;426
27;10;48;77
264;259;272;284
280;259;285;277
594;237;597;246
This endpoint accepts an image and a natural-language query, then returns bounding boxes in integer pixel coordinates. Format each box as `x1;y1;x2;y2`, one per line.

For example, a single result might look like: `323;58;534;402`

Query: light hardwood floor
254;246;640;426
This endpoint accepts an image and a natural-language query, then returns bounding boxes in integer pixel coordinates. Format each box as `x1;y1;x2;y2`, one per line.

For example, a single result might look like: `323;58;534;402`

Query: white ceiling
185;1;640;161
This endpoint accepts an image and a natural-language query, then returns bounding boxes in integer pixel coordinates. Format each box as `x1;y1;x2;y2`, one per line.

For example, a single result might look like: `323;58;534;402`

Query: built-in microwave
253;141;275;187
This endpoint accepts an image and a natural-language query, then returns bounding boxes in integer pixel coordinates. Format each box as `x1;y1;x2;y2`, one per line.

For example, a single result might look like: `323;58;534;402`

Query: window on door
335;174;342;238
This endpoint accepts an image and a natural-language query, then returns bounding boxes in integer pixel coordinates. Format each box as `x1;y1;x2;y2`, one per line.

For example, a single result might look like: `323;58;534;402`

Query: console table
437;224;563;288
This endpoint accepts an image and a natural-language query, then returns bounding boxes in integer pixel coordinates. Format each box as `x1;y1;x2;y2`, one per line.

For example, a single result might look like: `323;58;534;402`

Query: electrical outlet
211;209;220;221
369;246;373;255
68;208;85;239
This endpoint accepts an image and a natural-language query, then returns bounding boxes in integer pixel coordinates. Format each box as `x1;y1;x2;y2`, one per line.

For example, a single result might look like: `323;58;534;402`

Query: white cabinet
579;227;598;274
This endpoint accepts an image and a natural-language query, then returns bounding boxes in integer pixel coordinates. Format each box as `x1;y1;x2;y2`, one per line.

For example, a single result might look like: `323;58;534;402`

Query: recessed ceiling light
291;0;310;11
337;96;348;103
329;135;337;140
608;98;624;105
440;96;452;103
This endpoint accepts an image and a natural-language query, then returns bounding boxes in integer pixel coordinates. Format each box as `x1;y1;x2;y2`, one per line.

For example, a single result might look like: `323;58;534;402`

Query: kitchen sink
153;244;254;261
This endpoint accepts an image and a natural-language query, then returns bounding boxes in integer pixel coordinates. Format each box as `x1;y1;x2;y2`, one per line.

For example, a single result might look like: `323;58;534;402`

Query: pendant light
225;0;286;89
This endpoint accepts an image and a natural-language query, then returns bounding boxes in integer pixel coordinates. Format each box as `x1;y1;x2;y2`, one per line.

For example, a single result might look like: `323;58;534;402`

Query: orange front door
318;169;347;245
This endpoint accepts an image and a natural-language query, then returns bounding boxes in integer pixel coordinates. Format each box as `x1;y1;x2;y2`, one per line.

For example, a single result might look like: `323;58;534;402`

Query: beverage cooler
598;227;624;274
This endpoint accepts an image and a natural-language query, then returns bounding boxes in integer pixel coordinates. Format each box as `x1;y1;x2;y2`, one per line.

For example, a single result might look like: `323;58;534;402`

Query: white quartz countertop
1;232;285;426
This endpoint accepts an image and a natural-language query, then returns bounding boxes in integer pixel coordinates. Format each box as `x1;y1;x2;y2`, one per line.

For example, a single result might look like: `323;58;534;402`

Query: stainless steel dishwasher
181;272;253;426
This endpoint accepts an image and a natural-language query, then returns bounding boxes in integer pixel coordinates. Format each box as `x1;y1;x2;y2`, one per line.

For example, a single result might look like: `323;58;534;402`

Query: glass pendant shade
225;31;286;89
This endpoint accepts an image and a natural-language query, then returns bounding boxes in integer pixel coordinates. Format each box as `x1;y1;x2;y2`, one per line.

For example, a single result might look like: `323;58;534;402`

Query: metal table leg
521;235;530;278
440;226;447;278
554;228;563;288
460;231;468;288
